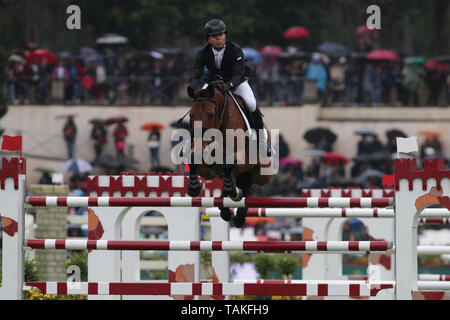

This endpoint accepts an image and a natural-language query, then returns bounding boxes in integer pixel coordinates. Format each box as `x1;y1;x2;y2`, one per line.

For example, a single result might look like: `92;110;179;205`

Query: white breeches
233;80;257;112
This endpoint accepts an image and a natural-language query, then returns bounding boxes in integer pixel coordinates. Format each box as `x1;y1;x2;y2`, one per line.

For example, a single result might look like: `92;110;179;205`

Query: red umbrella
323;152;349;165
356;25;380;37
259;45;283;56
105;116;128;125
366;49;400;62
419;130;441;138
25;49;58;65
283;26;310;39
425;59;449;72
279;157;303;167
140;122;165;131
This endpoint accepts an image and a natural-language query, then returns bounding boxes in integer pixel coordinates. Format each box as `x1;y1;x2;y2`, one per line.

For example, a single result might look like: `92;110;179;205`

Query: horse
183;81;273;227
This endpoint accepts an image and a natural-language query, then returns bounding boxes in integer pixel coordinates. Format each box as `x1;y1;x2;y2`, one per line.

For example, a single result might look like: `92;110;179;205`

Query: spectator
147;126;161;168
91;122;107;164
285;58;306;106
116;58;129;105
149;59;164;104
163;58;178;105
3;61;19;105
420;136;443;158
52;60;70;102
372;65;383;105
113;121;128;157
328;57;346;105
305;54;327;106
362;63;376;106
392;63;405;106
368;135;383;153
38;171;53;184
138;60;151;105
380;62;394;105
346;59;363;106
402;63;425;106
31;58;51;104
426;68;445;106
63;116;77;159
71;58;87;104
127;58;139;105
357;134;371;155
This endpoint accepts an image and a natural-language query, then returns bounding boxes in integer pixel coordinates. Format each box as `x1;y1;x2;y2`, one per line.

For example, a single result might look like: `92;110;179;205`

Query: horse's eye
207;113;214;119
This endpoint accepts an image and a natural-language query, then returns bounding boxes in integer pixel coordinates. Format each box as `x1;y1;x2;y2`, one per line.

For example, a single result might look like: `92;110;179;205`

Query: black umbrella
353;151;391;162
96;154;138;169
89;118;105;125
386;129;407;139
436;55;450;63
303;127;337;144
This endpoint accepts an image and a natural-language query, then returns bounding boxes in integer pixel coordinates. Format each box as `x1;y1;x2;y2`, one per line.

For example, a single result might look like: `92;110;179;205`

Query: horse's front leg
222;164;242;201
186;153;202;197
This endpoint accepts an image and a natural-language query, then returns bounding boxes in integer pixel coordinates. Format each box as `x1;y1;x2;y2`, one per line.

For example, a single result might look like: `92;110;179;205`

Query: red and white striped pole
25;239;394;252
25;196;393;208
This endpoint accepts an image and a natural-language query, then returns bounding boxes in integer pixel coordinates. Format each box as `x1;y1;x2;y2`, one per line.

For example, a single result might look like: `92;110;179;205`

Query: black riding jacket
189;40;245;90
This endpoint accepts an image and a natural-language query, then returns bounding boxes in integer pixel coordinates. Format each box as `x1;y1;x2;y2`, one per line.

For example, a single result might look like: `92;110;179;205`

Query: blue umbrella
354;129;377;136
243;47;263;64
318;42;349;56
60;159;93;173
74;47;100;60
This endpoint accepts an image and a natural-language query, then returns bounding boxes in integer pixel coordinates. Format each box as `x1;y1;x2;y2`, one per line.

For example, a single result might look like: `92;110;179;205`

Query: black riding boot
252;107;271;157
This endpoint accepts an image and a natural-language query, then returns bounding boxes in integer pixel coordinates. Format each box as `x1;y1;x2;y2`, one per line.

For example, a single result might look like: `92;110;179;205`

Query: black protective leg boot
252;107;271;157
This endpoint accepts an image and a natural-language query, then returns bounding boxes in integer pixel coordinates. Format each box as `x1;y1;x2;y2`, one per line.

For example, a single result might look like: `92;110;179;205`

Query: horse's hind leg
186;161;202;197
232;173;252;228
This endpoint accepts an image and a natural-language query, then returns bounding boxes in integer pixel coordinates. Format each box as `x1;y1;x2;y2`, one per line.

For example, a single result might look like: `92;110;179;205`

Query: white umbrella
96;34;128;45
302;148;326;157
60;159;93;173
8;54;26;64
149;51;164;60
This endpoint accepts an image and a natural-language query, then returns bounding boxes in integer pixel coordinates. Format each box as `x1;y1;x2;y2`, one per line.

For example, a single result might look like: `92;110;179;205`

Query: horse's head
187;84;226;130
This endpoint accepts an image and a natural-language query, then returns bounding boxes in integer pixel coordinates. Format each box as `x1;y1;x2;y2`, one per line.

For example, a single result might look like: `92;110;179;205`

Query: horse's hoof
232;208;247;228
220;208;232;222
232;214;246;228
186;186;201;197
230;187;243;202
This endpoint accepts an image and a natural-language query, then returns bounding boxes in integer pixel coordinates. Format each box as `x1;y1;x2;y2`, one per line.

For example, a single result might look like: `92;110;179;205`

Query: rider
189;19;271;156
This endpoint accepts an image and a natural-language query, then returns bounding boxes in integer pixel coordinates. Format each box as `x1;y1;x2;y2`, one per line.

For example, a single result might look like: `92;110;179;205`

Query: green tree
253;253;276;279
275;254;299;280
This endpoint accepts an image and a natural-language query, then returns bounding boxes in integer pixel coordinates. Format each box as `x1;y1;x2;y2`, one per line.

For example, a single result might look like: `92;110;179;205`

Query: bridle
191;84;230;131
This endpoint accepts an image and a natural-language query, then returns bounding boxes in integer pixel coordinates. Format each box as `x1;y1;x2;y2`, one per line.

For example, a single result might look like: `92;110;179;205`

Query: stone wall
30;184;69;282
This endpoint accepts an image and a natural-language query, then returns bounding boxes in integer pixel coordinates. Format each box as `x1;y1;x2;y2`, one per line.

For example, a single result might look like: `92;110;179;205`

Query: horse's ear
187;86;196;98
206;84;215;98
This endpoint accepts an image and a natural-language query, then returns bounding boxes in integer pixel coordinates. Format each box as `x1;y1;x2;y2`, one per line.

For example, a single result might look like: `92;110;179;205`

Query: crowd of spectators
259;130;447;197
3;31;450;107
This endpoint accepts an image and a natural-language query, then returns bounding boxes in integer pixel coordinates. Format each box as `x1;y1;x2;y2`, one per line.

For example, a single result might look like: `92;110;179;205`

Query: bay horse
184;82;273;227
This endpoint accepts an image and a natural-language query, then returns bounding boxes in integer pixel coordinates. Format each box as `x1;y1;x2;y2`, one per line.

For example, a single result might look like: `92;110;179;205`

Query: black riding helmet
204;19;227;38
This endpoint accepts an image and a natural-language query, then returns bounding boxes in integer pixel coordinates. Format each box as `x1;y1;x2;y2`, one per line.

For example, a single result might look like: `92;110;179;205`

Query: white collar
212;45;226;54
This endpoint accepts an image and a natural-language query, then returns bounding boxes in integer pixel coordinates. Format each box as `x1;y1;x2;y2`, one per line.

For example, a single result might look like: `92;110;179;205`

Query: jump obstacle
0;137;449;300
